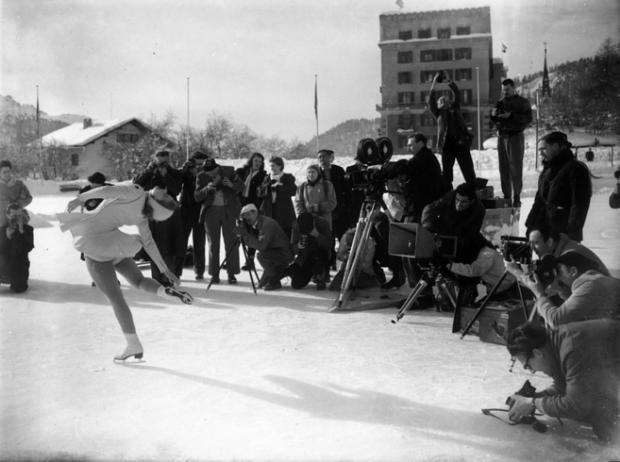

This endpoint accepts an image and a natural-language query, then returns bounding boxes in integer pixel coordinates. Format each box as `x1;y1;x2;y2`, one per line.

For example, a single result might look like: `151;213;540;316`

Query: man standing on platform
491;78;532;207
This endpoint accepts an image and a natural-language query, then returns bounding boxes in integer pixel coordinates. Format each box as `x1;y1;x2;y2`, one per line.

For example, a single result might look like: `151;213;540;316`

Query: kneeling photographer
236;204;293;291
289;212;332;290
520;251;620;329
505;320;620;442
446;233;517;305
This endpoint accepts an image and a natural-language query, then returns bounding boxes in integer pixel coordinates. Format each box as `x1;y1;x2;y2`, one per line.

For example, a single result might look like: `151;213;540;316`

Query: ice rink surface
1;172;619;461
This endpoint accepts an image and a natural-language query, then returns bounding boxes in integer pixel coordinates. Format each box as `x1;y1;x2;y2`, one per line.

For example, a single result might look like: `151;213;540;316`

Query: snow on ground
2;160;620;461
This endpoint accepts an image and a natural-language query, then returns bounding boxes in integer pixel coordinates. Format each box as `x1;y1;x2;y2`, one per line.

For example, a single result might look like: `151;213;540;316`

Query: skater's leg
85;257;143;360
115;258;160;294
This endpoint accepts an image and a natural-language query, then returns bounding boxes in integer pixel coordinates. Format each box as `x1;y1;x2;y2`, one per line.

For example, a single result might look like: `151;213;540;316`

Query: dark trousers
442;138;476;190
177;211;206;277
204;206;239;276
290;243;329;289
497;132;524;199
0;252;29;293
149;208;185;283
256;247;292;279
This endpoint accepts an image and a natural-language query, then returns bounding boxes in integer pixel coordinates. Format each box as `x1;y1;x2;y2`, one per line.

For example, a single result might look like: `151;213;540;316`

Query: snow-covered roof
41;118;149;147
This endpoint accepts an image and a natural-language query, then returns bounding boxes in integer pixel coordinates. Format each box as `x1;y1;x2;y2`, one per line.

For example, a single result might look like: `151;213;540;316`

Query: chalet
40;117;163;178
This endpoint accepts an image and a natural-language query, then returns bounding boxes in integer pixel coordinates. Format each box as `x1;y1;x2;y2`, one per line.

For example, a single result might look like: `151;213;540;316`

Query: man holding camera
521;251;620;329
428;72;476;192
318;149;349;241
134;150;184;284
506;319;620;442
289;212;332;290
525;131;592;242
237;204;293;291
491;78;532;208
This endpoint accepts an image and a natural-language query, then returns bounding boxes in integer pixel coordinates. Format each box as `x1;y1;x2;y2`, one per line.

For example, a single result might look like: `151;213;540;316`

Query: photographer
289;212;331;290
427;72;476;191
521;251;620;329
195;164;243;284
329;226;380;291
318;149;349;241
0;203;34;292
406;133;443;222
525;131;592;242
506;320;620;442
490;78;532;207
134;150;184;284
260;156;297;240
421;182;485;258
446;233;517;304
236;204;293;291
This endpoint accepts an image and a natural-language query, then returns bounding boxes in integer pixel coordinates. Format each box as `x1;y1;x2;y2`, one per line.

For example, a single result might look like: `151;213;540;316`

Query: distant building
41;117;162;178
377;7;505;152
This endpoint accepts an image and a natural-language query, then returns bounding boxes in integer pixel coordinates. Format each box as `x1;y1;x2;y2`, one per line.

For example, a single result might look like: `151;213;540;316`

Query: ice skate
113;347;144;362
165;286;194;304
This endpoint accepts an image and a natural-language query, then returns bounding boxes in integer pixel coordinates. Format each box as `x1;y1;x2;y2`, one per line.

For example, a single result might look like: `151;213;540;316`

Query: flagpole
475;66;481;152
314;74;319;153
186;77;190;160
36;85;42;179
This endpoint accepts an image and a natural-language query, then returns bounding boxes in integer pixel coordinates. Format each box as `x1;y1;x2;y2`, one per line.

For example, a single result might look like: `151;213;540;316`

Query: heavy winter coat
294;179;337;228
0;178;32;227
525;148;592;241
194;168;243;224
260;172;297;234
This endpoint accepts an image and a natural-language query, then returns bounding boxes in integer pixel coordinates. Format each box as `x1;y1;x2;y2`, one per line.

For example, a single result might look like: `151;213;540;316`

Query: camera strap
481;408;550;433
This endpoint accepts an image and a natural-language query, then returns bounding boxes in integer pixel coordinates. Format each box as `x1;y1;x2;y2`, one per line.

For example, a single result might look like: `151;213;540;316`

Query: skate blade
113;357;146;364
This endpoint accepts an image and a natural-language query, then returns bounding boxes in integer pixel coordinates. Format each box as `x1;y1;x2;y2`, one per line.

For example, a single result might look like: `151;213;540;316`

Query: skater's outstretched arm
67;184;143;212
136;220;179;286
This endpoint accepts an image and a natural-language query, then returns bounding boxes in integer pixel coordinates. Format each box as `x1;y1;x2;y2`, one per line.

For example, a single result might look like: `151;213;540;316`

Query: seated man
289;212;332;290
447;233;518;305
0;203;34;292
237;204;293;291
521;251;620;329
329;226;380;291
506;320;620;442
421;182;485;262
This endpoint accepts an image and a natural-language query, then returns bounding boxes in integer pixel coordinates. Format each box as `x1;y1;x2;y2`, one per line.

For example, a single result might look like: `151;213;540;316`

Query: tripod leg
240;242;258;295
517;283;530;320
391;279;428;323
460;271;508;339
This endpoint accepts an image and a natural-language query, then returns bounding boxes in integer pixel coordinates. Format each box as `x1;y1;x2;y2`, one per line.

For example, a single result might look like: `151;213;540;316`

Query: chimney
83;118;93;129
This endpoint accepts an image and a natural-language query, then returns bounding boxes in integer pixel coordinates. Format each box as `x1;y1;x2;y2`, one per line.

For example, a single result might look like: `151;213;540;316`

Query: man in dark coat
0;203;34;293
289;212;332;290
260;156;297;240
318;149;349;241
427;72;476;191
491;78;533;207
237;204;293;291
506;320;620;442
406;133;444;222
525;131;591;242
134;150;184;284
177;150;209;280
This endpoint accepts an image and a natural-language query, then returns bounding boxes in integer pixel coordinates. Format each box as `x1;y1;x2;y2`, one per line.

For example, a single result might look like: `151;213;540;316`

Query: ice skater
58;182;194;362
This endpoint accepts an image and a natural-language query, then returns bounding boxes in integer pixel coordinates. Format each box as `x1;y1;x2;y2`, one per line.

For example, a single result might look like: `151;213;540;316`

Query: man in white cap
237;203;293;290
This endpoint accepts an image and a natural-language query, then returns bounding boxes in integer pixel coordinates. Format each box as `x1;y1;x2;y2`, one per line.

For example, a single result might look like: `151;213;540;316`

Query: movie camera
500;236;557;287
346;137;395;196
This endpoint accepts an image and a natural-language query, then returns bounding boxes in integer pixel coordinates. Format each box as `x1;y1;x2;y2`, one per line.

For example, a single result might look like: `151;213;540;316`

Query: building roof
41;118;150;147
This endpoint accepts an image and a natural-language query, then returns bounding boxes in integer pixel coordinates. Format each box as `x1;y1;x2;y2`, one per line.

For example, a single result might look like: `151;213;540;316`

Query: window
459;89;473;105
420;71;435;83
437;28;451;39
455;47;472;60
398;113;415;129
420;50;434;62
117;133;140;143
397;51;413;63
397;92;415;105
418;28;431;39
436;49;453;61
420;91;428;103
420;113;436;127
456;26;470;35
71;153;79;166
399;30;412;40
398;72;412;84
454;68;472;81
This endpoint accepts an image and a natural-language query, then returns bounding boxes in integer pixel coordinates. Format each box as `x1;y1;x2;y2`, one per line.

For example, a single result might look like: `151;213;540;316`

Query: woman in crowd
294;164;336;230
236;152;267;270
259;156;297;239
0;160;32;228
58;183;193;362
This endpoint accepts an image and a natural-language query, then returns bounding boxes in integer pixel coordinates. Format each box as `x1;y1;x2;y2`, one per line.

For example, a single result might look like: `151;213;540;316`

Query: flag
314;75;318;119
395;0;404;9
501;43;507;53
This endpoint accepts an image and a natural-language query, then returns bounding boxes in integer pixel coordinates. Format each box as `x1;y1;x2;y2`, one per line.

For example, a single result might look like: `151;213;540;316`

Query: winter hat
240;203;257;216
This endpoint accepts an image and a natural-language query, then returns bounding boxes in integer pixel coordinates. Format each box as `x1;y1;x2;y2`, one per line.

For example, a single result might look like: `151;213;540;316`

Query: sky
1;0;619;142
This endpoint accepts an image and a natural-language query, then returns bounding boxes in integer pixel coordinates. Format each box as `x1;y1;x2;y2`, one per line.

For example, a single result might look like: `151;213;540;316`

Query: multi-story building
377;7;504;152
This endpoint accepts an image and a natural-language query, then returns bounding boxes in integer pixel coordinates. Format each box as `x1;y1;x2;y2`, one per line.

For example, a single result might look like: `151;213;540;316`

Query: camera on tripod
346;137;394;196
